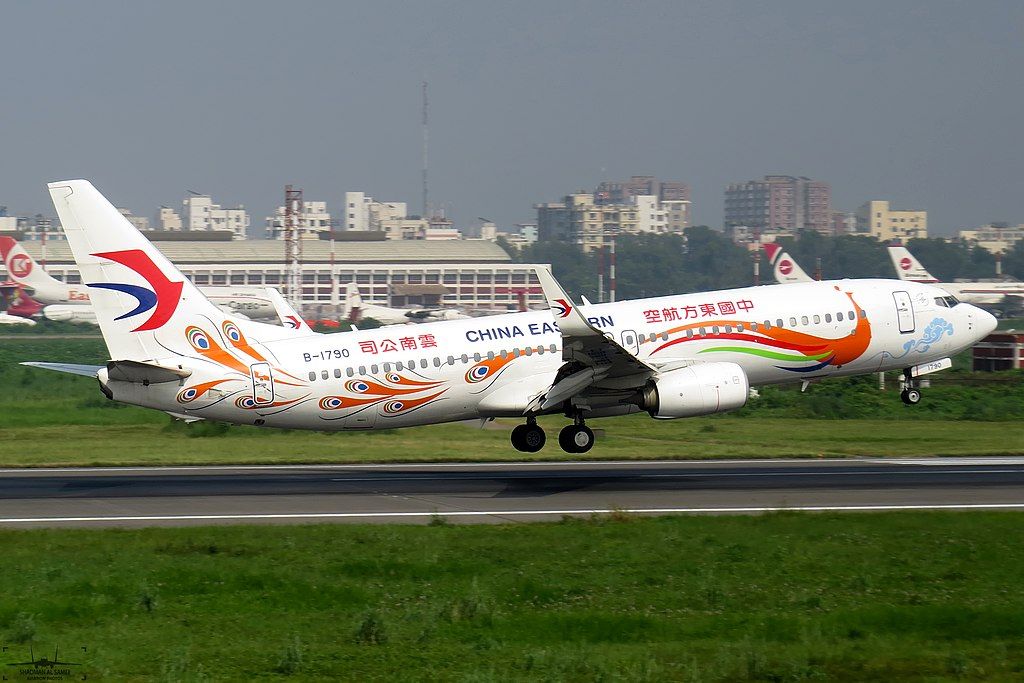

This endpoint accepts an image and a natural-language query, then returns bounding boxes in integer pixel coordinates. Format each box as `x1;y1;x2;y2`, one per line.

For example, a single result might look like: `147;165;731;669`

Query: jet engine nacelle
640;362;749;419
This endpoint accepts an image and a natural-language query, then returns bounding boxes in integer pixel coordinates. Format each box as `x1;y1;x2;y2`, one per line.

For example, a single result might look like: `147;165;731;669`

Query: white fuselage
103;279;996;431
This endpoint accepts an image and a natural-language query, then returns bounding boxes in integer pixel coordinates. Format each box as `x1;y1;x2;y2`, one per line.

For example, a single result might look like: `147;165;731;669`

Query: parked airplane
26;181;996;453
762;243;814;283
343;283;468;324
0;236;281;322
887;245;1024;310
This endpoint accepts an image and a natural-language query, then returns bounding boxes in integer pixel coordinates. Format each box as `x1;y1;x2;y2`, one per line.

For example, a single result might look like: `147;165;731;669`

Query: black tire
573;425;595;453
521;424;546;452
559;425;581;453
558;425;595;454
510;424;530;452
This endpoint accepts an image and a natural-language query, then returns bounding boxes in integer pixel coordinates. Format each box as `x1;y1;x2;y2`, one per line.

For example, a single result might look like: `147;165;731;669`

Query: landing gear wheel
558;424;595;454
900;388;922;405
511;423;546;453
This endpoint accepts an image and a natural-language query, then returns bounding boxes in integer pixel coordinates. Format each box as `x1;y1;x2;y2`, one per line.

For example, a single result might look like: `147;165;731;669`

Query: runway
1;456;1024;527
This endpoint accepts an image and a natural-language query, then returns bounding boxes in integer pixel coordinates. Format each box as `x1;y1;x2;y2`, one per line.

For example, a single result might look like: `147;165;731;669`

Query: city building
117;207;149;232
535;202;572;241
3;239;546;313
344;192;408;232
182;194;249;240
595;175;691;230
724;175;832;233
957;223;1024;253
159;207;183;231
535;191;689;252
266;201;332;240
856;200;927;241
831;211;856;235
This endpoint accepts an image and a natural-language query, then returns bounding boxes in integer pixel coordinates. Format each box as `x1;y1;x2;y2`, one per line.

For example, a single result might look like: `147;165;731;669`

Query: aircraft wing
530;268;655;412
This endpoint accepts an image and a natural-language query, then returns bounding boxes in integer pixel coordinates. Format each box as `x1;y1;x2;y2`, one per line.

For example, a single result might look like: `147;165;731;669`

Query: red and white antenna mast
284;184;304;308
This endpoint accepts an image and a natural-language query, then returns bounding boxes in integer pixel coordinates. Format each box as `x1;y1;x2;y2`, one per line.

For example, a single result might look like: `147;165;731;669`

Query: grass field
0;513;1022;681
1;337;1022;467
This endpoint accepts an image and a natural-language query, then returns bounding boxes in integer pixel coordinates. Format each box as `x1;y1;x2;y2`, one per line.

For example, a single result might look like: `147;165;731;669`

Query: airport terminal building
3;239;546;314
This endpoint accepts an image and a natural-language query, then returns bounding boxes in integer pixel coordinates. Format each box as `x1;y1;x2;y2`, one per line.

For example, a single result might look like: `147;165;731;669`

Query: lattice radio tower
284;184;304;308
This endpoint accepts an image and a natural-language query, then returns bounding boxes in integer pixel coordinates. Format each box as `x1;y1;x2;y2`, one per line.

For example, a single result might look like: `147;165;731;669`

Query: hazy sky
2;1;1022;236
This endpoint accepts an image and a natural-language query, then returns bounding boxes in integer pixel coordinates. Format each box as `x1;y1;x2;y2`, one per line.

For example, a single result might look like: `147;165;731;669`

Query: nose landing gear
900;368;922;405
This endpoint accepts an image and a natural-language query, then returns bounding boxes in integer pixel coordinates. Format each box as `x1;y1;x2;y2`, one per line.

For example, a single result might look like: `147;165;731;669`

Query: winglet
533;266;598;337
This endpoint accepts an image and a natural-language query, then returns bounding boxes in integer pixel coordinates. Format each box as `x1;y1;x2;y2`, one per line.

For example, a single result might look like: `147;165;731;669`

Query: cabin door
893;291;915;334
250;363;275;405
620;329;640;355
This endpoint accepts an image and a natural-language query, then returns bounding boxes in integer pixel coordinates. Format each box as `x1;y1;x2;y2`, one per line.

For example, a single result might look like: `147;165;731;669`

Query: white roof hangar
8;240;545;311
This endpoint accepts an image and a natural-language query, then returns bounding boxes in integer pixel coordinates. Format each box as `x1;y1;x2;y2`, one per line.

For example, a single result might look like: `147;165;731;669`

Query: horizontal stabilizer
20;362;103;377
106;360;192;384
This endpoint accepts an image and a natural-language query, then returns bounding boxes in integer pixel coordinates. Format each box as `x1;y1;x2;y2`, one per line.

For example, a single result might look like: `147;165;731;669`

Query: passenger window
321;370;329;380
789;317;797;327
813;315;820;324
473;352;481;362
801;316;809;326
346;368;354;377
763;320;771;330
776;318;784;327
433;358;441;368
334;368;342;378
848;310;855;320
825;313;832;323
537;345;544;355
712;325;720;335
382;363;391;372
447;355;455;365
736;322;744;331
460;354;469;364
661;332;668;341
751;322;759;331
394;361;404;371
724;324;733;333
699;327;706;336
308;372;316;381
836;312;844;322
859;310;867;319
371;364;379;374
549;344;557;353
358;365;366;375
686;328;694;338
487;351;495;360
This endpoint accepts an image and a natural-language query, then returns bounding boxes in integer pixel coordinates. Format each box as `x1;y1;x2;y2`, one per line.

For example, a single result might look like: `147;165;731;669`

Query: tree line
500;229;1024;301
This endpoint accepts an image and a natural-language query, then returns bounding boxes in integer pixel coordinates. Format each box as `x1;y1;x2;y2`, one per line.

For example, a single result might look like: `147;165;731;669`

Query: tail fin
344;282;363;321
887;245;938;282
762;243;813;283
48;180;230;361
0;236;86;304
266;287;312;332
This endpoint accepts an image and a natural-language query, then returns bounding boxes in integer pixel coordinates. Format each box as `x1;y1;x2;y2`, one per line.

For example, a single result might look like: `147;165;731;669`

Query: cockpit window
935;295;959;308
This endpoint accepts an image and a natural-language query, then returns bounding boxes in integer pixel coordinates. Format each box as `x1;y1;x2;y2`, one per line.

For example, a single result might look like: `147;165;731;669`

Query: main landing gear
900;368;922;405
510;417;546;453
510;415;597;453
558;416;595;454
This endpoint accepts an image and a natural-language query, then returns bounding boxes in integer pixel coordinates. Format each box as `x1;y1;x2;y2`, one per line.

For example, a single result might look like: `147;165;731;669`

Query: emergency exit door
893;291;915;334
250;363;274;405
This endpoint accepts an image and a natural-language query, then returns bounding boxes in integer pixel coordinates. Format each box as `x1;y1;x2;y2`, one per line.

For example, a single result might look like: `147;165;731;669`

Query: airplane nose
971;306;998;340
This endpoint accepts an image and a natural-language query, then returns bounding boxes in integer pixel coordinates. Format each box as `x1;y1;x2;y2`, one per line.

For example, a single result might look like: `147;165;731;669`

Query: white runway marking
2;456;1024;475
2;502;1024;524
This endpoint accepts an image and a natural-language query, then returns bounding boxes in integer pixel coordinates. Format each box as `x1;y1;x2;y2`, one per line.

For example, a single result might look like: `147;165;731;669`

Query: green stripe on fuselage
698;346;831;362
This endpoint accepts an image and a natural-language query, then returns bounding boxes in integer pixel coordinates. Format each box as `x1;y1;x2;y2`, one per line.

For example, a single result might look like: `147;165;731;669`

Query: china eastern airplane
0;236;281;323
24;181;997;453
888;244;1024;309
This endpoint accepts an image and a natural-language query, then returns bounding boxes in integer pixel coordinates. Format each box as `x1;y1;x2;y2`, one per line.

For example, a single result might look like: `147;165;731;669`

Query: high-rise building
855;201;927;241
159;207;183;231
182;194;249;240
266;201;332;240
724;175;831;233
595;176;691;229
344;191;408;232
957;223;1024;253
